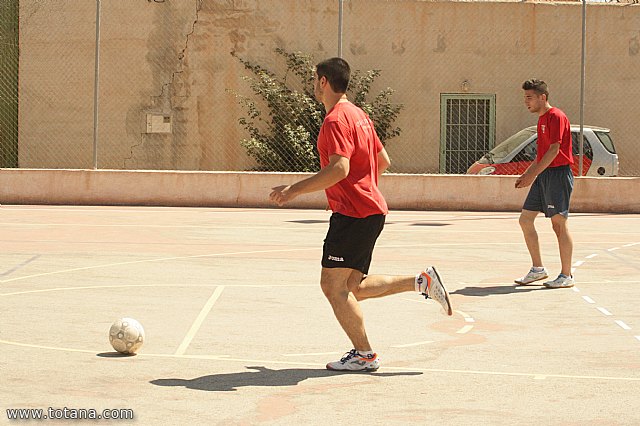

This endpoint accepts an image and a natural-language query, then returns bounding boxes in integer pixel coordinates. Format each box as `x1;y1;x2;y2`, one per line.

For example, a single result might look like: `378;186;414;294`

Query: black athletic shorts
523;165;574;218
321;212;386;274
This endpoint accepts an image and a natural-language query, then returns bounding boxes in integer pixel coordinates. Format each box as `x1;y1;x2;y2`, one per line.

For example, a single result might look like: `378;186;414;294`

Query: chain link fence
1;0;638;176
0;1;18;168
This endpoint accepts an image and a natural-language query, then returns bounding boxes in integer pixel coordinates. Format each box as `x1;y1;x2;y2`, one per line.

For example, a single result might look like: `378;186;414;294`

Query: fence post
338;0;344;58
92;0;102;169
579;0;586;176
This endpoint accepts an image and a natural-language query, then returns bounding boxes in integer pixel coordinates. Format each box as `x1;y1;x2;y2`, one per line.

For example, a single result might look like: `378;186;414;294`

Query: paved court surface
1;205;639;425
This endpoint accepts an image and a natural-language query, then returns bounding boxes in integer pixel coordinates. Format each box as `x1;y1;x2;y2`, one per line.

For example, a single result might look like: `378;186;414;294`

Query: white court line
6;239;606;288
615;320;631;331
400;298;428;304
456;325;474;334
596;307;613;316
572;287;580;293
0;247;318;285
175;286;225;356
0;340;97;354
454;310;476;327
5;219;640;239
391;341;435;348
0;283;315;297
282;352;341;357
567;245;638;340
0;207;323;215
424;281;637;287
0;222;330;231
1;338;639;382
2;338;640;382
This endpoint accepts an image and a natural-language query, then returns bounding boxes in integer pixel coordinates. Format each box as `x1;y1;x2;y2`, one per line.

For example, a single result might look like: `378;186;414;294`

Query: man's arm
377;147;391;179
269;154;349;206
515;142;560;188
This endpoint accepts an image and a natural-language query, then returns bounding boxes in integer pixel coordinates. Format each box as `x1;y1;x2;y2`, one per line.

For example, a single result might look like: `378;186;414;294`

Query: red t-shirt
537;107;573;167
316;101;388;218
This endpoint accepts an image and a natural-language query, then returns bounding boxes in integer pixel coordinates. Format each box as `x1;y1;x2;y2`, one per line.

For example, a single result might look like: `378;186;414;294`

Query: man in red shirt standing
515;79;575;288
270;57;453;371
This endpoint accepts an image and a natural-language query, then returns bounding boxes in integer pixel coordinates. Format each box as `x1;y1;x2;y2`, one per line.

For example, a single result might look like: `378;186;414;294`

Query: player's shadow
150;366;422;392
451;285;547;297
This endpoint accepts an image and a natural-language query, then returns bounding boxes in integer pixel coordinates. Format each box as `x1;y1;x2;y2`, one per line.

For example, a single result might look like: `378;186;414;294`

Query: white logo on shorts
547;204;555;209
328;255;344;262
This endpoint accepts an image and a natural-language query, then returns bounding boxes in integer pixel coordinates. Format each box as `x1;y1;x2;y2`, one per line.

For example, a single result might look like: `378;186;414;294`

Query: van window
512;140;537;162
488;128;536;162
594;131;616;154
571;133;593;160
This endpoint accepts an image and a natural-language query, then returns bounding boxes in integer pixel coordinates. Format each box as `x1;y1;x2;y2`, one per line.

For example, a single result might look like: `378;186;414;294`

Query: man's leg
320;267;372;352
321;266;452;359
349;268;453;315
349;272;414;301
550;213;573;276
519;209;543;267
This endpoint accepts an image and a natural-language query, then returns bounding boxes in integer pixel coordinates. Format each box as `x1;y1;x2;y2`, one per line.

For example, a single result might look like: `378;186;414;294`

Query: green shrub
231;48;403;172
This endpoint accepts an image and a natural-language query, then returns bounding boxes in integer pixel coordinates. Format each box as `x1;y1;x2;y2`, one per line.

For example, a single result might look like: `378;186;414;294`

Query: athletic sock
532;266;545;272
357;350;374;357
415;273;423;292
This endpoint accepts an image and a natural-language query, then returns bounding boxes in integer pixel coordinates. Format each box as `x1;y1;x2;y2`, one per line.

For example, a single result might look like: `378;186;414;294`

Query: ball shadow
96;352;137;358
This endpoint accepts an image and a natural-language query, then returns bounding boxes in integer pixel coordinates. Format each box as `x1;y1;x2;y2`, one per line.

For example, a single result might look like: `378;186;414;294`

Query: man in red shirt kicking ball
270;57;453;371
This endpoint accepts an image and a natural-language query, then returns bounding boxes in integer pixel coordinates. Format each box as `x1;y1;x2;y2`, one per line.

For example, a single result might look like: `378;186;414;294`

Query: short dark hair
315;57;350;93
522;79;549;99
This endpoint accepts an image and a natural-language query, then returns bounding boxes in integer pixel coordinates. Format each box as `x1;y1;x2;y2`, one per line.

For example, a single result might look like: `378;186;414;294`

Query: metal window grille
440;94;495;174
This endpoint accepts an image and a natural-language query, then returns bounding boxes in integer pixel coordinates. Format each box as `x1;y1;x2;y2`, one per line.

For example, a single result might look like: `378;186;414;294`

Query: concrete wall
17;1;640;174
1;169;638;213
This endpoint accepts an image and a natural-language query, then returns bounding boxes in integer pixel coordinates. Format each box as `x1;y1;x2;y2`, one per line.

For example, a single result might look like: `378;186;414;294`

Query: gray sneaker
418;266;453;316
326;349;380;371
514;267;549;285
544;274;575;288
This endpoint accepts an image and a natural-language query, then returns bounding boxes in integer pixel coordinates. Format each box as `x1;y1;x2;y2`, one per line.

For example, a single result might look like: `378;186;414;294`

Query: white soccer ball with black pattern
109;318;145;354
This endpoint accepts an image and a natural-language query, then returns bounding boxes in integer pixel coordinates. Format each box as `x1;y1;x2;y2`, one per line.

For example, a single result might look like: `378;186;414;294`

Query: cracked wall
16;0;640;173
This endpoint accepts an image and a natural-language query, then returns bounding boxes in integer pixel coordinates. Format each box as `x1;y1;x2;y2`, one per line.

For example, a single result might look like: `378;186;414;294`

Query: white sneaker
418;266;453;316
544;274;575;288
326;349;380;371
514;267;549;285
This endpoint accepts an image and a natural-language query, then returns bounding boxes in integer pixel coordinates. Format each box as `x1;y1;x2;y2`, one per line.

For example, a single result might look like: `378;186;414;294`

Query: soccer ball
109;318;145;355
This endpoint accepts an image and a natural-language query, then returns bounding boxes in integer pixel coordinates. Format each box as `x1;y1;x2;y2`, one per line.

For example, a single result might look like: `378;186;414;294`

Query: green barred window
440;94;495;174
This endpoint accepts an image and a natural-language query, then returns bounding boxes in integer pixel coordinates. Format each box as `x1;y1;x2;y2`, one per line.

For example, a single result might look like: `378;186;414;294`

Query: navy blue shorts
322;213;385;274
523;165;574;218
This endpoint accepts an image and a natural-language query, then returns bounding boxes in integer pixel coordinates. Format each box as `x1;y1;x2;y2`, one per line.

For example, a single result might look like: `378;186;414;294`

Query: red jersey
316;101;388;218
537;107;573;167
